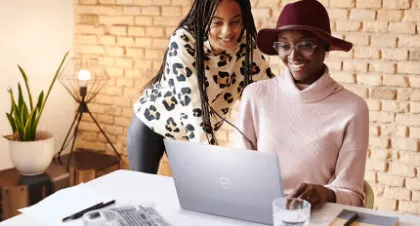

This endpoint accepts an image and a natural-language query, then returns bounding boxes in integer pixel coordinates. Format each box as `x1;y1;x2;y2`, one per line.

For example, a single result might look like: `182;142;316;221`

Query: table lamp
54;57;121;170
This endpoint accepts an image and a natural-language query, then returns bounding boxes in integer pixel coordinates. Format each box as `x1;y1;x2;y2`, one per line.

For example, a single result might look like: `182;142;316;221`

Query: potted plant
4;51;69;176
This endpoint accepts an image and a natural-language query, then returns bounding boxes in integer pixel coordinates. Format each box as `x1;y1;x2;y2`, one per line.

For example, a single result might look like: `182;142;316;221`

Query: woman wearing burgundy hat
233;0;369;208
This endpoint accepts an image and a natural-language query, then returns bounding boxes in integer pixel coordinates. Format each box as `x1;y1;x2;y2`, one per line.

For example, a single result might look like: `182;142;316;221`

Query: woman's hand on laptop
288;183;336;209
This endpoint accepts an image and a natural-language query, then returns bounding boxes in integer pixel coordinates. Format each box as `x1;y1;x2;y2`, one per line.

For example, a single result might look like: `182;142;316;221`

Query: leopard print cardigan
134;28;274;144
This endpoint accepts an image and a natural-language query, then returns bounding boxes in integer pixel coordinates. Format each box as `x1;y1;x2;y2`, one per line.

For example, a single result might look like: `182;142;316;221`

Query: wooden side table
65;149;120;186
0;150;120;221
0;161;69;220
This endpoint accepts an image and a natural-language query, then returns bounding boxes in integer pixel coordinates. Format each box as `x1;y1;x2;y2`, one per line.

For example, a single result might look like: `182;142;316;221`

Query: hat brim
257;25;353;55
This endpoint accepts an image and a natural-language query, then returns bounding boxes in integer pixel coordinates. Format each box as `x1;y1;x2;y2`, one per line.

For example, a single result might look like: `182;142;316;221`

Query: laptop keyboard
110;205;169;226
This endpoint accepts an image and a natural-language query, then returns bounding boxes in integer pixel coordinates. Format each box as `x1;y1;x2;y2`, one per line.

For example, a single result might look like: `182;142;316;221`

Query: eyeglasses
272;41;318;57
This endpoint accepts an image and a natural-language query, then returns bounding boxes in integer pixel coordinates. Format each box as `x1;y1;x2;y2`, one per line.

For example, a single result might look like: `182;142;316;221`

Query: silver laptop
164;138;283;225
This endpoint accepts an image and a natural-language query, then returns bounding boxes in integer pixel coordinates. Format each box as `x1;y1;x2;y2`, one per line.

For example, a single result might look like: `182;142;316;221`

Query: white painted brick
324;59;342;70
396;113;420;126
76;34;98;44
342;84;368;98
99;35;116;45
344;33;369;46
99;16;133;24
399;36;420;48
151;0;171;5
369;61;396;73
411;102;420;113
349;9;376;20
374;197;397;211
399;152;420;165
135;37;152;47
330;0;354;8
390;162;416;176
377;9;404;21
118;37;135;46
76;24;105;35
370;148;390;160
106;68;124;77
397;88;411;101
410;127;420;139
384;187;411;200
154;16;183;26
382;48;408;60
99;0;116;4
330;71;356;84
406;178;420;190
336;20;362;31
109;25;127;35
382;100;409;112
365;170;377;182
363;21;389;32
356;0;382;9
377;173;404;186
116;0;133;5
328;9;349;20
366;159;389;171
398;62;420;74
389;22;417;34
146;27;164;37
371;35;397;48
382;74;409;87
403;10;420;22
381;124;408;136
366;99;381;111
106;46;125;56
343;60;368;72
357;73;382;86
410;77;420;88
383;0;410;9
135;16;153;25
140;6;160;16
128;27;145;36
369;111;395;122
369;136;391;148
123;6;140;15
134;0;152;6
410;50;420;61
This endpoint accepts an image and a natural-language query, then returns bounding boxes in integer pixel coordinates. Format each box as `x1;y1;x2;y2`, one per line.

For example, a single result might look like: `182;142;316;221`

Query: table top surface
2;169;420;226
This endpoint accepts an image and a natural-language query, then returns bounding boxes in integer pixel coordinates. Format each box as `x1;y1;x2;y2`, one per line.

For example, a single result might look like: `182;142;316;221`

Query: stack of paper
19;183;115;226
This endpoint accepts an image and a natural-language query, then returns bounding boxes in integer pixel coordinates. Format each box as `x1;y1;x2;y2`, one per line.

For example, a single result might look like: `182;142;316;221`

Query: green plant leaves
5;51;69;141
18;65;33;109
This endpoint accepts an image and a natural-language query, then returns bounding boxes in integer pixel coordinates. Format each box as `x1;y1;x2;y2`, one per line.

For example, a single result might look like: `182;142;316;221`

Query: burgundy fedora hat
257;0;353;55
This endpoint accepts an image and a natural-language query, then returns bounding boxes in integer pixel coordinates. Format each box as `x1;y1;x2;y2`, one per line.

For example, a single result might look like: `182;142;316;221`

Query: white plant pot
7;131;55;176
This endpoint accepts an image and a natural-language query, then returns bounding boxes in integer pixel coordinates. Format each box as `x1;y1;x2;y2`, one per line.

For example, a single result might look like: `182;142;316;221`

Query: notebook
329;209;399;226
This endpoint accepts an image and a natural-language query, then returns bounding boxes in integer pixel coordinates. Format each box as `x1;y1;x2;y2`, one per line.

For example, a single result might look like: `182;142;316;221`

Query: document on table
19;183;115;226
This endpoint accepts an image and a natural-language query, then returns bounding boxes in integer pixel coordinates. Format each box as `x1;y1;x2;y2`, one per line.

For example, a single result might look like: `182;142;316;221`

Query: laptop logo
219;177;232;190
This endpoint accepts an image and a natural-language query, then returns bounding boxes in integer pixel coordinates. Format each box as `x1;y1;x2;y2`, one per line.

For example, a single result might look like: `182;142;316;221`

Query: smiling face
277;30;326;87
209;0;243;54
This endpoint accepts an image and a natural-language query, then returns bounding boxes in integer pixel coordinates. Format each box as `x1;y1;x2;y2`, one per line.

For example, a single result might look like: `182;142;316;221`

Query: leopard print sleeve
134;28;205;142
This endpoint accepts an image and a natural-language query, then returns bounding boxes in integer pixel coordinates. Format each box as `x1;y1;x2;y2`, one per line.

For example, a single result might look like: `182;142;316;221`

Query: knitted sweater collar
282;65;343;103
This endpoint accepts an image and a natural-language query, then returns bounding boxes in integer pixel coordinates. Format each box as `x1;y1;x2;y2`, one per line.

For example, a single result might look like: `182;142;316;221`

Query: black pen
343;212;359;226
62;200;116;222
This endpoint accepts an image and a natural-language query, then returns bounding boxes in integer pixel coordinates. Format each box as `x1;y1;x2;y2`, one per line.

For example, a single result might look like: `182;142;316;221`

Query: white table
1;169;420;225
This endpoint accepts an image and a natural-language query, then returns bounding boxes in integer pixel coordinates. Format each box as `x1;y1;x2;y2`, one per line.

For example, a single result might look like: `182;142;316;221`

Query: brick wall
73;0;420;214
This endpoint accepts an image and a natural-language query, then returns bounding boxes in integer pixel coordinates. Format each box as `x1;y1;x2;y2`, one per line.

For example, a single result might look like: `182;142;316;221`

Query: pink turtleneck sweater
233;67;369;206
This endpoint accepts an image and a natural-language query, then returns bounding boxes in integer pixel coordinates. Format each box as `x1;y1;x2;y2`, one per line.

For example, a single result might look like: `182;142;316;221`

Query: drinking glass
272;197;311;226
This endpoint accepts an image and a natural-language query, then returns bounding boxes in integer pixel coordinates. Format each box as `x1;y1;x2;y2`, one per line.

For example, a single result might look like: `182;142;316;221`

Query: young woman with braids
127;0;274;173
